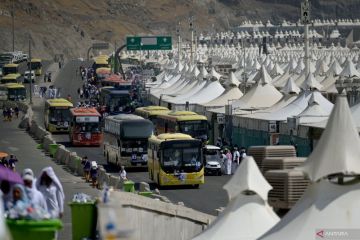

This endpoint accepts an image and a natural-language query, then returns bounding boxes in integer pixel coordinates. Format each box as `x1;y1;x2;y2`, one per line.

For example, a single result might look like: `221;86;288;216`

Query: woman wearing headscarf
22;170;47;212
36;167;64;219
7;184;30;219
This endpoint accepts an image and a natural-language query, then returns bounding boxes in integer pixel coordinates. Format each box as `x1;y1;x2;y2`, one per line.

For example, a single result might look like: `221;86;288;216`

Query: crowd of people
2;107;19;122
218;142;247;175
1;166;64;220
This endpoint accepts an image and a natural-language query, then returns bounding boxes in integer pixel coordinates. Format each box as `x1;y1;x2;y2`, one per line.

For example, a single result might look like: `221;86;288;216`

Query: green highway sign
126;36;172;50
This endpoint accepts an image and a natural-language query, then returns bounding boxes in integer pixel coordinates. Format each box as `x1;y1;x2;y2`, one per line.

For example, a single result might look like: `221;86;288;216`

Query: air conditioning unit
265;169;310;210
248;145;296;169
261;157;307;174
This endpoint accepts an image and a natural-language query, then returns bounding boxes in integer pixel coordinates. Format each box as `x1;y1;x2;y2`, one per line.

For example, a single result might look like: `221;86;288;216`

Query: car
23;70;35;83
204;145;223;176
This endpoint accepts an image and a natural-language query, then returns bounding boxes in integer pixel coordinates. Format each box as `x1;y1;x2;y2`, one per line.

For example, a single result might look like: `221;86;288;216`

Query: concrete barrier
43;135;55;152
55;145;66;163
34;126;49;141
109;175;121;189
98;167;107;187
61;149;71;165
29;120;38;136
97;192;215;240
68;152;79;173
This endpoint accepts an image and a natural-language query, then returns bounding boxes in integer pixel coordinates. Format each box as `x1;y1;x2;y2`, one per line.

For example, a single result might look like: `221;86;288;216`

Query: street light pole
302;0;311;78
28;36;33;104
177;22;181;66
11;1;15;52
190;17;194;65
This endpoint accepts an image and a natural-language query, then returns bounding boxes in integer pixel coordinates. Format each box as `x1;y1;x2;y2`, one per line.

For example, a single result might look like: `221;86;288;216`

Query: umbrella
0;166;23;184
0;152;8;159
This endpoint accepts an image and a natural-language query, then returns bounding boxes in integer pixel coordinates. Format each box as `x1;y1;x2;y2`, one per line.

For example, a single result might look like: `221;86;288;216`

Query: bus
156;111;209;142
93;56;110;70
103;114;153;167
44;98;74;133
1;74;21;84
95;67;111;81
5;83;26;101
2;63;19;76
134;106;170;124
99;86;132;114
148;133;204;187
69;107;103;146
27;58;42;76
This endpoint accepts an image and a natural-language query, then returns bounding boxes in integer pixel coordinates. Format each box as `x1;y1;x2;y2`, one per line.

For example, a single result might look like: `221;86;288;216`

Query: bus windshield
29;62;41;69
161;142;202;173
49;108;71;123
178;120;208;139
8;88;26;101
3;66;18;75
74;122;101;133
108;94;131;112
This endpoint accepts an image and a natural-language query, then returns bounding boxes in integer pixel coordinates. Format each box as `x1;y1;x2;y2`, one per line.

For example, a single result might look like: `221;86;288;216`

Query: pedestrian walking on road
81;156;91;182
37;167;64;219
90;161;99;188
224;149;232;175
2;108;7;121
8;155;18;172
22;170;48;212
14;106;19;119
43;73;47;83
119;166;127;181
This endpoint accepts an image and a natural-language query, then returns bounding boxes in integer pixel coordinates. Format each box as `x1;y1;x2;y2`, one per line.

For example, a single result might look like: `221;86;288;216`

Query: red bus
69;107;103;146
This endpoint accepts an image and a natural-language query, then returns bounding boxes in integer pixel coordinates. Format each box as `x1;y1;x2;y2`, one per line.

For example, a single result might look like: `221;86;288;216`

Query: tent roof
232;83;283;111
298;94;360;181
186;81;225;104
203;87;243;107
228;72;240;87
209;67;222;80
223;156;273;201
300;72;323;90
339;59;360;77
281;77;301;94
260;180;360;240
193;157;279;240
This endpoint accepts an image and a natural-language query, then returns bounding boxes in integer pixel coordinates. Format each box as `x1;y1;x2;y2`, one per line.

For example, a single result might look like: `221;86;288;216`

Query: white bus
103;114;153;167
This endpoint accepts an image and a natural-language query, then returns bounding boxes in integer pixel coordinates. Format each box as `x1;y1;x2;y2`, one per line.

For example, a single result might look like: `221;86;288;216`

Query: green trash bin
123;180;135;192
69;201;97;240
49;144;59;157
6;219;63;240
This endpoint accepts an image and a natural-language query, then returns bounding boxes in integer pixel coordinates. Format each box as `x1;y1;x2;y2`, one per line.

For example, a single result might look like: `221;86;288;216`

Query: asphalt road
33;60;230;215
0;111;99;240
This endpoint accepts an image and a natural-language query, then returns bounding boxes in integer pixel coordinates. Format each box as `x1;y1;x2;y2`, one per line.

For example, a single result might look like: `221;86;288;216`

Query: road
32;60;230;215
0;110;99;240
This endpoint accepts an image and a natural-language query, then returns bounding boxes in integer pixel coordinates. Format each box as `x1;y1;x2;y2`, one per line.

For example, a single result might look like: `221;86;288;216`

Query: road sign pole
302;0;310;79
28;36;33;104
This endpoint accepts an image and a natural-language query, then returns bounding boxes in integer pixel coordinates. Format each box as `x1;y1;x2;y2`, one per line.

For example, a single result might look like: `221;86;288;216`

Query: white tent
232;81;283;111
185;79;225;104
260;94;360;239
300;72;323;90
299;94;360;181
281;77;300;94
259;180;360;240
193;157;279;240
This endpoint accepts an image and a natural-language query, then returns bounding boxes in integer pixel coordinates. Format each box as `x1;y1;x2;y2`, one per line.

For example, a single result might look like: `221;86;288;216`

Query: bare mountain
0;0;358;59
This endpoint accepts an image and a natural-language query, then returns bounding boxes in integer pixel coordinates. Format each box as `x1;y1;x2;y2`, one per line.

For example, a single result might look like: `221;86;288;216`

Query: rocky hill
0;0;359;59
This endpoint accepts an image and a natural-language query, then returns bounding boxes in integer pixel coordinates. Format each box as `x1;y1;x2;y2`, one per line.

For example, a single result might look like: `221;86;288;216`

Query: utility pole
189;16;194;65
11;1;15;52
177;22;181;66
28;36;33;104
301;0;311;77
113;40;117;73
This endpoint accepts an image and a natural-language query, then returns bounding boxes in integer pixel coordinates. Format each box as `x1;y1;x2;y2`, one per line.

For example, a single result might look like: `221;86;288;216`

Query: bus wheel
106;153;110;164
193;184;200;189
